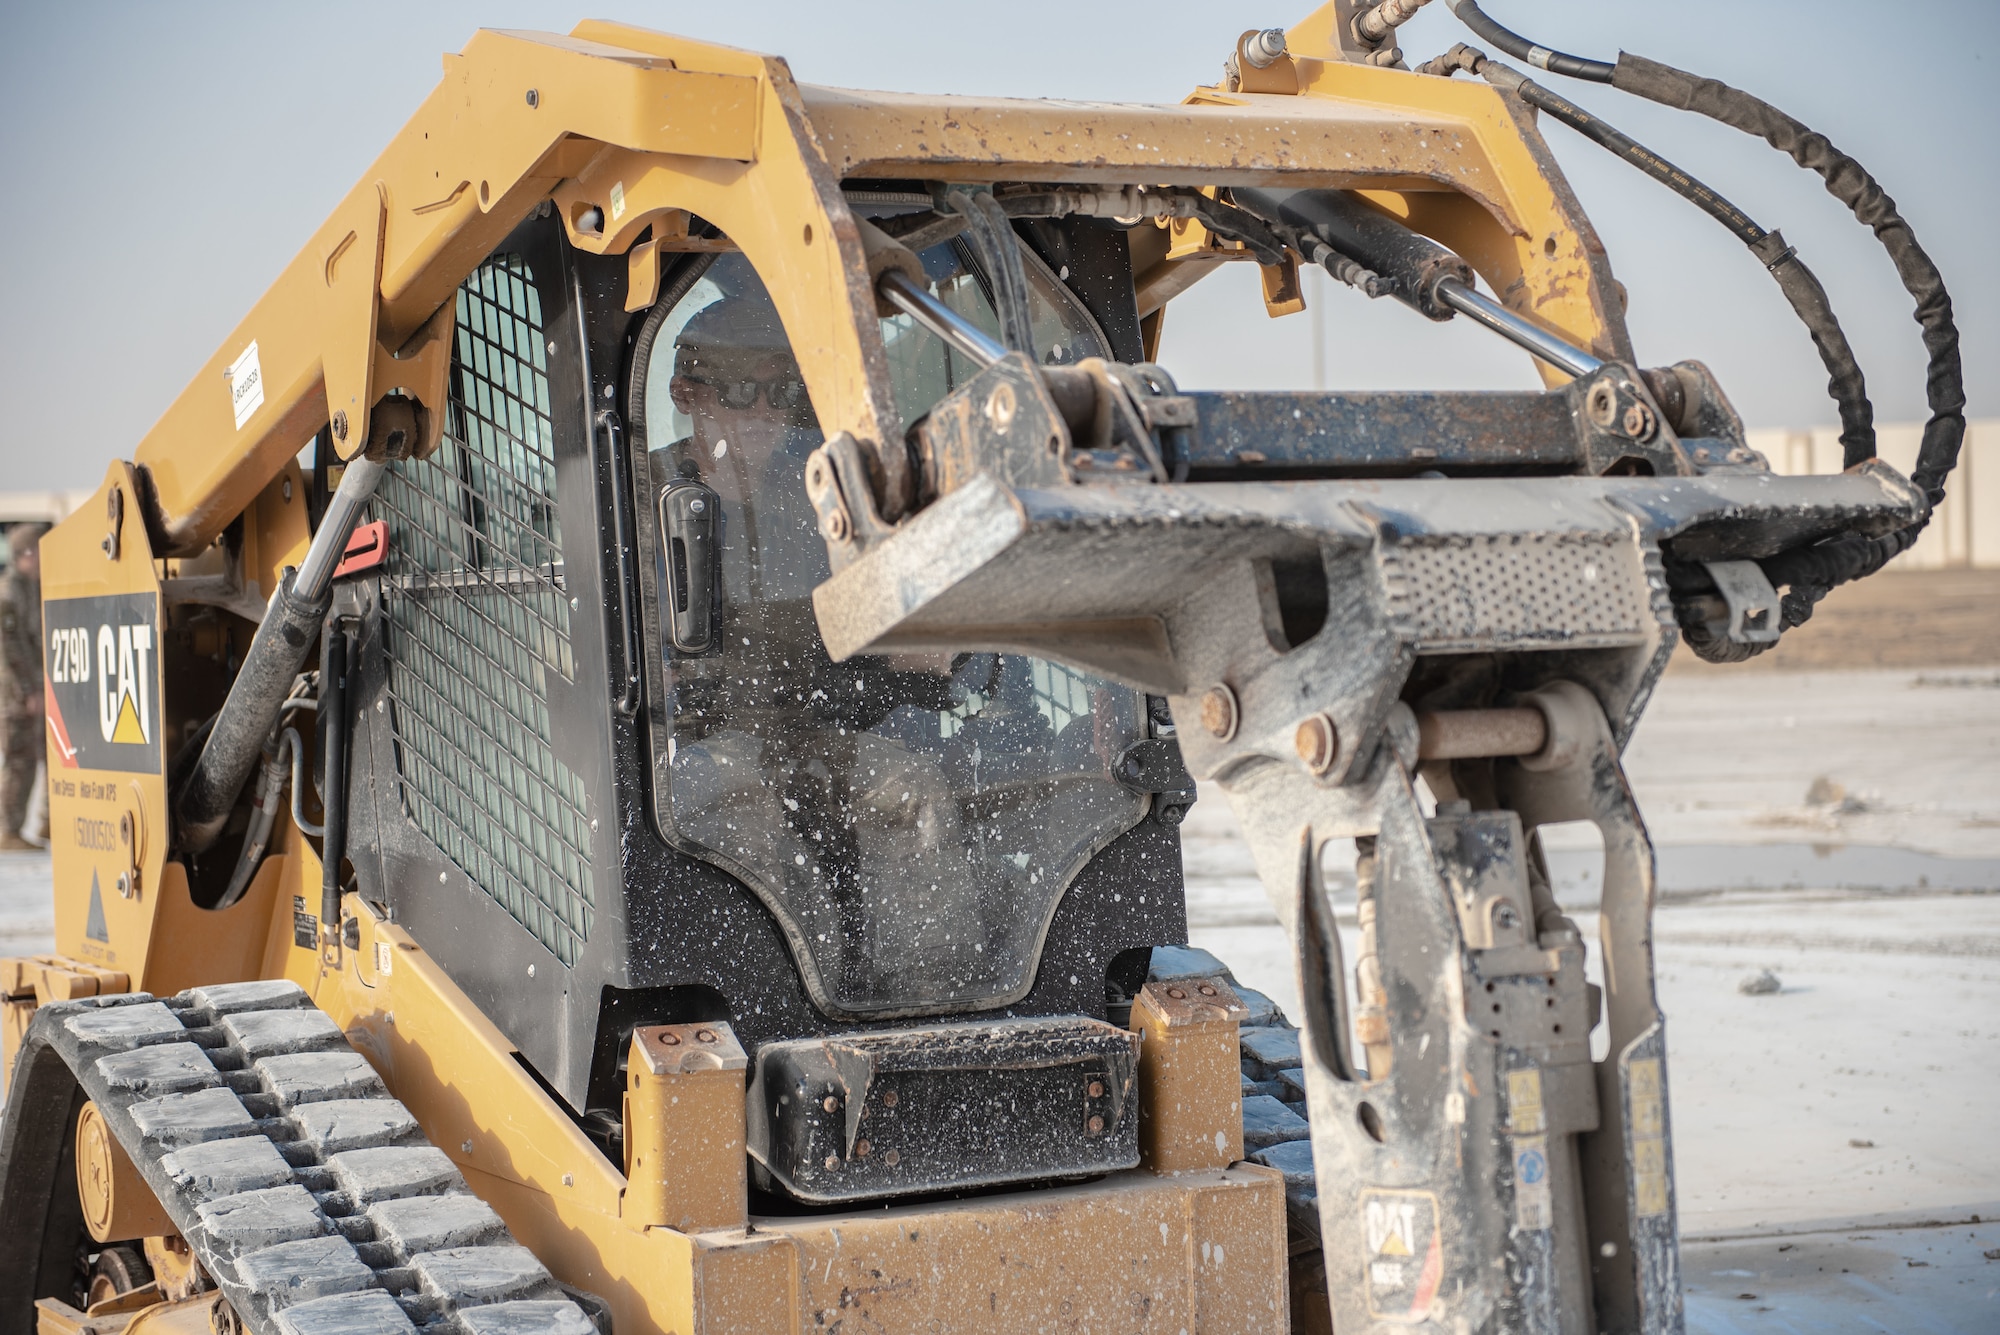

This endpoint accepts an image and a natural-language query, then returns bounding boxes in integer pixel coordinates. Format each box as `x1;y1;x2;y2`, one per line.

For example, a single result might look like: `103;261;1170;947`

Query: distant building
1748;420;1997;569
0;492;91;570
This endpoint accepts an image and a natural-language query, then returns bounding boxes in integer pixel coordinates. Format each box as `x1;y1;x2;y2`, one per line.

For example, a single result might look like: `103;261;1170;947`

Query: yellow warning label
1634;1136;1669;1217
1627;1057;1669;1218
1629;1058;1661;1101
1506;1067;1546;1135
1630;1058;1665;1138
1636;1177;1668;1217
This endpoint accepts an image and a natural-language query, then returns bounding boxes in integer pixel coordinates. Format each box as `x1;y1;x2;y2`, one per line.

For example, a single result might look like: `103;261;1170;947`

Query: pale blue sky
2;1;1992;491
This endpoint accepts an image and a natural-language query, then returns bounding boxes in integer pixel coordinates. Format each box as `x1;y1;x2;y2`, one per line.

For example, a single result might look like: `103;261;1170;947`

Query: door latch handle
659;479;718;654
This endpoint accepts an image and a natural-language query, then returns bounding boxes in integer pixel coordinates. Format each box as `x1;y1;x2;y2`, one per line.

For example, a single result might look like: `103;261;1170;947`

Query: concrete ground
1187;666;2000;1332
4;666;1995;1327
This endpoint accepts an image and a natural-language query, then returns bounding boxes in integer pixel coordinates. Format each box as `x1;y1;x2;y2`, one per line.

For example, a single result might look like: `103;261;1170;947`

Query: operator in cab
641;257;1144;1013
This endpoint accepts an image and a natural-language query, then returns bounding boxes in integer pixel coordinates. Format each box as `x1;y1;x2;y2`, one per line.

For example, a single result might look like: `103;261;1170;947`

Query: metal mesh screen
374;253;596;965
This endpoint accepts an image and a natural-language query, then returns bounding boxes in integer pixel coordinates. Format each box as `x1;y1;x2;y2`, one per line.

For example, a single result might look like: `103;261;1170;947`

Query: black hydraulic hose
1186;196;1289;268
318;627;352;950
175;570;332;855
1438;5;1966;624
1479;62;1875;472
175;456;383;854
1608;54;1964;517
1610;53;1962;622
1445;0;1613;83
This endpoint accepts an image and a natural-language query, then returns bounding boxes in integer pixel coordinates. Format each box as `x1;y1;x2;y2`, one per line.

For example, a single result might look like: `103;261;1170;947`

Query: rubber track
1236;1001;1321;1241
28;982;601;1335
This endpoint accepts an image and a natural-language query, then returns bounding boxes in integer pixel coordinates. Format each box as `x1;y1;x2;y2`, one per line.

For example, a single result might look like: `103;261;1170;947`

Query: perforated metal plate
1380;531;1652;651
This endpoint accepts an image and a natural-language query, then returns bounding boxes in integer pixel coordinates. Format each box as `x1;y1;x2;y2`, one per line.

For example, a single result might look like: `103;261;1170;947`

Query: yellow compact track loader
0;2;1961;1332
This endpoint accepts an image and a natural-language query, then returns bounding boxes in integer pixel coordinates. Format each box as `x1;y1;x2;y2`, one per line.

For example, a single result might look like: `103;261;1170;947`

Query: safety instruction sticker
1506;1067;1546;1134
1513;1134;1553;1230
1362;1189;1443;1323
1507;1066;1554;1229
227;340;265;429
44;594;161;774
1628;1057;1670;1218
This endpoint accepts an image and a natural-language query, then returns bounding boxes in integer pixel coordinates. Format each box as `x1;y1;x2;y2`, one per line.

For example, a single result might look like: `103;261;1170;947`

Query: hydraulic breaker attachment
806;262;1927;1334
1267;683;1674;1332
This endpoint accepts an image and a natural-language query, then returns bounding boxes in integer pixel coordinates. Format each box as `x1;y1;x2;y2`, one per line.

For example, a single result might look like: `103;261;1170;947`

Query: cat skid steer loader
0;2;1959;1332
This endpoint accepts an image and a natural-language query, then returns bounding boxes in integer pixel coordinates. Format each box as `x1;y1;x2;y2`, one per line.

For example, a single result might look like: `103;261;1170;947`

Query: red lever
331;520;389;579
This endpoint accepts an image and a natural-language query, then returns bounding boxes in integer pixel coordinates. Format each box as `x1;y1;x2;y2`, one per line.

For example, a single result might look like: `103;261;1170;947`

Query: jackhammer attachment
808;266;1925;1332
1270;683;1676;1332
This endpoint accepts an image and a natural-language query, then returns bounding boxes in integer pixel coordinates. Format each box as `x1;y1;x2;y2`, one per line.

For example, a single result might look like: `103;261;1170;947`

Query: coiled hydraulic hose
1611;54;1964;622
1447;53;1874;480
1441;3;1964;634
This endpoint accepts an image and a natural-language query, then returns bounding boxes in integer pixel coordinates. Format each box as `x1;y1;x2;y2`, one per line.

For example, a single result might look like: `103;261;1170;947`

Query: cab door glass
632;238;1146;1020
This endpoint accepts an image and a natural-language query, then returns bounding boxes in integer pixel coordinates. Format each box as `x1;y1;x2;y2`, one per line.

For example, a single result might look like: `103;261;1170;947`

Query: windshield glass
634;236;1147;1019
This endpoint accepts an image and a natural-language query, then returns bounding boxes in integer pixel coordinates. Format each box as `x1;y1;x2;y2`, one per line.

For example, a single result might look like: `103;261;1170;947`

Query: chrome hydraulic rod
174;455;384;854
1434;276;1604;378
294;456;385;600
879;269;1008;369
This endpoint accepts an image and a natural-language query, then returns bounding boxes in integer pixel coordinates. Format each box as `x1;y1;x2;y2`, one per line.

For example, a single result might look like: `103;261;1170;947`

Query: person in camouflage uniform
0;523;49;850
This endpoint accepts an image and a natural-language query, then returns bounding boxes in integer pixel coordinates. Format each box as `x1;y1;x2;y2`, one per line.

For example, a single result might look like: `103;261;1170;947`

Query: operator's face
12;545;35;579
668;351;808;480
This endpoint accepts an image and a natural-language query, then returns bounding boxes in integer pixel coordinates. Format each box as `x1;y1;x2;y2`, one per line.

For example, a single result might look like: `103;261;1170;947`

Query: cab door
624;229;1157;1021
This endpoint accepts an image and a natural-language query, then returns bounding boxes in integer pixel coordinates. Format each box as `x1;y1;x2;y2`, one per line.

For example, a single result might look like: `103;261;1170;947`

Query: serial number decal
73;816;121;850
228;340;265;429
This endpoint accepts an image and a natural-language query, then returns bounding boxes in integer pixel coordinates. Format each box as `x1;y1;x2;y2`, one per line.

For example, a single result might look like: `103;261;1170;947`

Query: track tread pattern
32;982;599;1335
1235;997;1324;1240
